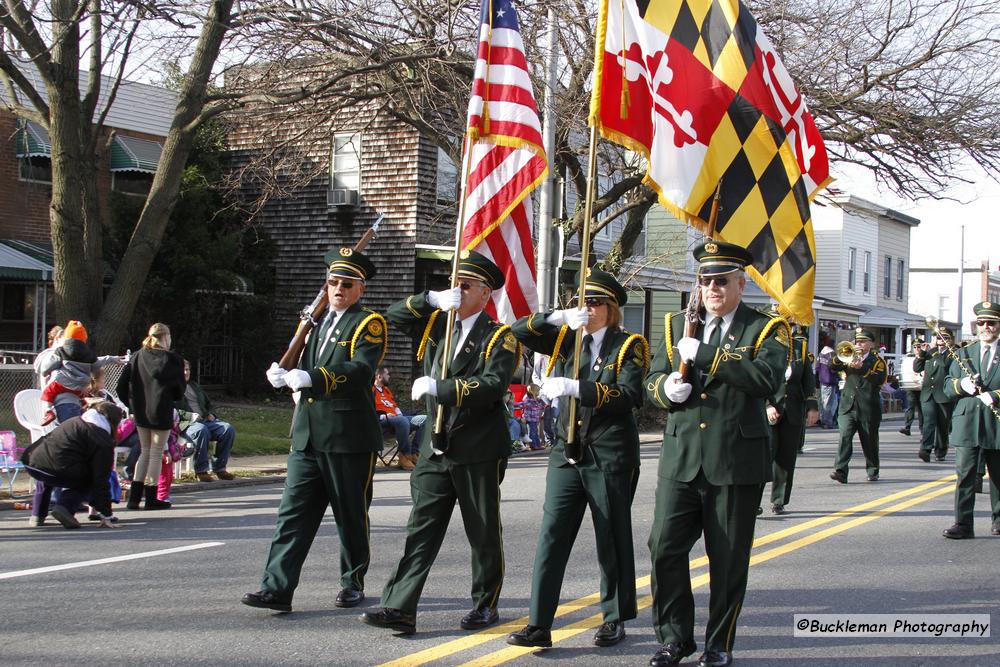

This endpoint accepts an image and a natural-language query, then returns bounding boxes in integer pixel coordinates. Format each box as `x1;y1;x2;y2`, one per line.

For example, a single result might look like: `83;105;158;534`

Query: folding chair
0;431;28;498
14;389;57;444
377;421;399;467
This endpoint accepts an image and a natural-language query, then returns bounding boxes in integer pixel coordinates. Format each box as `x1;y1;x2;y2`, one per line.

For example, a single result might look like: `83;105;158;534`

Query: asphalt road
1;423;997;666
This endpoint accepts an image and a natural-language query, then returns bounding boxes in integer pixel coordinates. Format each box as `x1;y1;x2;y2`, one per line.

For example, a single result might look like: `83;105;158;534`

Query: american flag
460;0;548;324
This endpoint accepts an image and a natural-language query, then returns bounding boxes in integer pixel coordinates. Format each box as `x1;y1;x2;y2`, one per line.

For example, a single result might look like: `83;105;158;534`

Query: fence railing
0;363;37;442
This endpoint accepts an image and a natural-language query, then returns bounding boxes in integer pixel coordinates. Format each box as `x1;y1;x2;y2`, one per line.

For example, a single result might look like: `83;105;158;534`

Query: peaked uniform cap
325;247;376;281
693;240;754;276
854;327;875;342
973;301;1000;320
576;267;628;306
456;250;504;290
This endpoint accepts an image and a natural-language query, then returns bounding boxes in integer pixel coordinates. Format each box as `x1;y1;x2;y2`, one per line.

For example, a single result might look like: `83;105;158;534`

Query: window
436;147;458;206
1;284;27;321
622;303;644;335
848;247;856;290
18;156;52;183
897;259;904;299
863;251;871;293
883;255;892;298
112;172;153;196
331;133;361;192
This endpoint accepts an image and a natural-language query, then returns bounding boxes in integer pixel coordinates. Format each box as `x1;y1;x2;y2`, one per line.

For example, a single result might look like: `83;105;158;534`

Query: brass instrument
925;315;1000;422
836;340;859;364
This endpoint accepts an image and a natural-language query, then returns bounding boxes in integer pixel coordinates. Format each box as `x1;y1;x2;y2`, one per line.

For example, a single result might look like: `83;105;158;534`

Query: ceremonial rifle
679;183;722;382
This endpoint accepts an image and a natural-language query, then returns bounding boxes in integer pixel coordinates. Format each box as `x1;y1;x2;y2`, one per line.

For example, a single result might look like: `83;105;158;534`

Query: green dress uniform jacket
260;303;387;599
645;303;788;651
378;293;519;616
511;313;648;628
942;342;1000;528
913;348;954;459
831;350;887;479
767;340;817;506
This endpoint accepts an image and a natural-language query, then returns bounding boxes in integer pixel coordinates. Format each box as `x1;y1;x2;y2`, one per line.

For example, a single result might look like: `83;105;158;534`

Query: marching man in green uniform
645;241;788;667
829;328;887;483
941;301;1000;539
362;251;519;635
506;268;648;650
242;248;387;613
764;325;819;514
913;327;955;462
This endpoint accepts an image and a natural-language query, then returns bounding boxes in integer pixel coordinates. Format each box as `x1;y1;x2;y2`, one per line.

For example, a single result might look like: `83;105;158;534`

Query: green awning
0;239;53;281
110;135;162;173
14;120;51;157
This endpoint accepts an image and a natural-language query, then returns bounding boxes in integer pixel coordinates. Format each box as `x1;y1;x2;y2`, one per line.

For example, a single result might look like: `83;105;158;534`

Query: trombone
925;315;1000;422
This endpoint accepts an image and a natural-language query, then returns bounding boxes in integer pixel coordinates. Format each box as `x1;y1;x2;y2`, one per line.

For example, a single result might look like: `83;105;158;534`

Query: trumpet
925;315;1000;422
836;340;859;364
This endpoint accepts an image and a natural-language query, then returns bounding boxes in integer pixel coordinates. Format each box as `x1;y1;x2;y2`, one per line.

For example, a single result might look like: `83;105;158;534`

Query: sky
832;162;1000;272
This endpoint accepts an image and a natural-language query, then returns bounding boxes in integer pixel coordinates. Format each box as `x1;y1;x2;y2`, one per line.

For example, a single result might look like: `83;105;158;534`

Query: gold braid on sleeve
546;325;569;377
416;310;441;362
754;316;792;366
351;312;388;366
616;333;650;377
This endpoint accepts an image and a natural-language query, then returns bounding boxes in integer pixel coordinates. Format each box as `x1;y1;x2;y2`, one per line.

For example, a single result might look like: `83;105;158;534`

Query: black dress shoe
942;524;975;540
755;506;763;516
593;621;625;647
974;475;985;494
241;590;292;613
335;587;365;608
918;450;930;462
829;470;847;484
992;520;1000;536
935;454;947;462
460;606;499;630
899;427;911;435
867;474;879;482
698;650;733;667
360;607;416;634
650;640;697;667
507;624;552;648
771;504;785;515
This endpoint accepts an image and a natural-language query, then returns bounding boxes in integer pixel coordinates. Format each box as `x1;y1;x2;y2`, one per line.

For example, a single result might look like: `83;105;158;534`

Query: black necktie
707;316;723;348
983;345;992;373
579;334;593;380
449;319;463;363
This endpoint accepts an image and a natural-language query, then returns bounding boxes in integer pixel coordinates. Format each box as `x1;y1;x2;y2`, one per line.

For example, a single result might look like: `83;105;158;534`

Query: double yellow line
378;474;957;667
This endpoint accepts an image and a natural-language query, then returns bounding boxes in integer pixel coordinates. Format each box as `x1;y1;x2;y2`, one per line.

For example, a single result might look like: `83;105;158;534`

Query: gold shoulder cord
616;333;650;377
486;324;521;360
754;316;793;366
545;325;569;377
664;312;675;367
352;312;388;366
416;310;441;362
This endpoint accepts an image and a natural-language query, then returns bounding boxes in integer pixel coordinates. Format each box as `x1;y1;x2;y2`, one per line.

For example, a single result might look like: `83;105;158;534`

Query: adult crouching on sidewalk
116;322;186;510
22;401;124;529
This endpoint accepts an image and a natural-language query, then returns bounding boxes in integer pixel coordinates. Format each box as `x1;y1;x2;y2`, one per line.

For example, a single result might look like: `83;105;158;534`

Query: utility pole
957;225;965;336
536;6;558;310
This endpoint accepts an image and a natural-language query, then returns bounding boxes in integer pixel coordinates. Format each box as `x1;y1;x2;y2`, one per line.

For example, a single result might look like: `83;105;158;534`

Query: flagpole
431;136;477;455
564;124;600;464
536;5;558;311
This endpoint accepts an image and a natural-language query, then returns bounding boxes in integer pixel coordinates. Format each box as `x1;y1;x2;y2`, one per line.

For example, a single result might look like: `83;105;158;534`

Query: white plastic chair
14;388;57;443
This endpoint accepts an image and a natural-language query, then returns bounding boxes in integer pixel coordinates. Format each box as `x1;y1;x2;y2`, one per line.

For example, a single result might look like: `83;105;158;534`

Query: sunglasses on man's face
584;297;609;307
327;279;356;289
977;319;1000;327
698;276;730;287
459;281;487;291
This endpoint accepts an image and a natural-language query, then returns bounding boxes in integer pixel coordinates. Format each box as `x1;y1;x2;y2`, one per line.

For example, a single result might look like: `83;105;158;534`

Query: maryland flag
590;0;831;323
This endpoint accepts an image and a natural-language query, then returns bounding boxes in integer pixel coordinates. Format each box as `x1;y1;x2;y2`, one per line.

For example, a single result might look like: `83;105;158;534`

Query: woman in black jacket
22;401;124;529
116;322;186;510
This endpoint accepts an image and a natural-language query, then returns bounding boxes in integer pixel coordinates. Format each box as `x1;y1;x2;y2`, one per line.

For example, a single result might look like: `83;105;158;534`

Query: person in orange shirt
373;367;426;470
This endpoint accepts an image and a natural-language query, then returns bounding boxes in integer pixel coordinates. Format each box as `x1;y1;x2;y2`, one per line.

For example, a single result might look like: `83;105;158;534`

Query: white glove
411;376;437;400
784;365;792;380
978;392;994;406
284;369;312;391
960;376;978;395
677;337;700;362
664;371;692;403
545;310;567;326
266;362;287;388
428;287;461;312
565;307;589;331
539;377;579;401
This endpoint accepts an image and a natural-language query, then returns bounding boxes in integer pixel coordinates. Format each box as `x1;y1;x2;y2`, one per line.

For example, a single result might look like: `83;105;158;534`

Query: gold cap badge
339;248;353;257
985;302;993;308
460;249;470;259
705;242;719;253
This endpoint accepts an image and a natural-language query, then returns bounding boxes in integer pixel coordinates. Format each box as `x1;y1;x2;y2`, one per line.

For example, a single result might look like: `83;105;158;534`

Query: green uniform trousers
919;400;953;459
261;448;376;596
380;457;507;615
835;412;880;479
649;470;761;652
953;447;1000;528
528;460;639;628
768;420;805;507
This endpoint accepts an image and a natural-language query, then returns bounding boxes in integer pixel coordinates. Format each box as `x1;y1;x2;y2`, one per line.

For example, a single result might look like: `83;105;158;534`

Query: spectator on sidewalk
372;367;426;471
516;384;546;450
21;401;124;529
39;321;124;423
34;325;64;388
176;359;236;481
816;339;839;429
